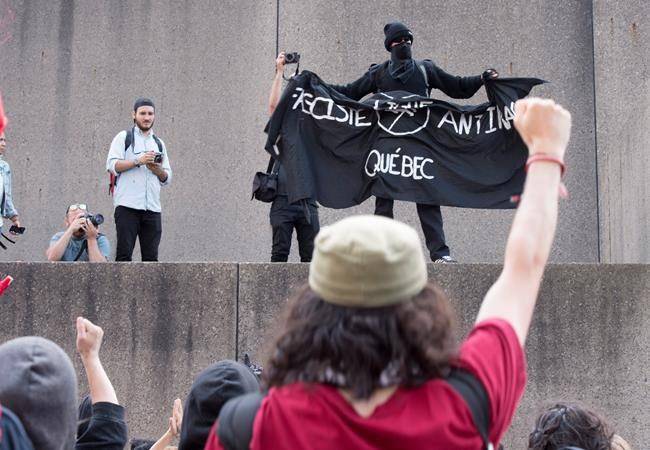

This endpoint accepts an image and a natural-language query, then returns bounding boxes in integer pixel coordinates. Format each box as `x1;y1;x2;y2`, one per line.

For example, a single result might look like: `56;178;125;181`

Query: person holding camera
329;22;498;263
268;52;320;262
106;98;172;262
46;203;110;262
0;131;23;237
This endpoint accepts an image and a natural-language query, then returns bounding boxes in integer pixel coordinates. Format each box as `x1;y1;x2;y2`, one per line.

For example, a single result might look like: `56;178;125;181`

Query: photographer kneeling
46;203;110;262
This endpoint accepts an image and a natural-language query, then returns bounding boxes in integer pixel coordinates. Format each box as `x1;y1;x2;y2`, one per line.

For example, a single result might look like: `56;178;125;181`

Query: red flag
0;275;13;296
0;92;6;134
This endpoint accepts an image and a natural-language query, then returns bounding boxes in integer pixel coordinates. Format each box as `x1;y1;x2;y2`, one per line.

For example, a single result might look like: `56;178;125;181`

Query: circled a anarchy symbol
376;103;430;136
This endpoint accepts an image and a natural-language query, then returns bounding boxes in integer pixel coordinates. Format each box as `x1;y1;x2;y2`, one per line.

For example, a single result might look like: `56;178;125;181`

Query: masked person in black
329;22;498;262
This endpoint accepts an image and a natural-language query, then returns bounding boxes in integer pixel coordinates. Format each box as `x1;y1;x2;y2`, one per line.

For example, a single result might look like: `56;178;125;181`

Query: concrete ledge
0;263;648;447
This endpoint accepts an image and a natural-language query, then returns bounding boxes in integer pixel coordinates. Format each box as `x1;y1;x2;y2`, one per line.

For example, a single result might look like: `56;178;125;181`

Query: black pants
270;197;320;262
114;206;162;261
375;197;450;261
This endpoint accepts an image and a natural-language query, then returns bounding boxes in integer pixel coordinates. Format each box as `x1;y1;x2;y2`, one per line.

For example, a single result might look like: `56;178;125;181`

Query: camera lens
91;214;104;226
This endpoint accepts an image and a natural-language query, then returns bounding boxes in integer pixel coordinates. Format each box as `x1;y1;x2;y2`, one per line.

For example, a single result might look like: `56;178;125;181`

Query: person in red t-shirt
205;98;571;450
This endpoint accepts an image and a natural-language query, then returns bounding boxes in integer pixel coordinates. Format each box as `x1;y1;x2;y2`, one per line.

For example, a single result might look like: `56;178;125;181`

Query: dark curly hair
263;283;457;400
528;403;615;450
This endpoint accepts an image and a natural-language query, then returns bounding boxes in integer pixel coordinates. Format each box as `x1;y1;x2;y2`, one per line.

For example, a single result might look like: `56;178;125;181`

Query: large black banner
265;71;544;209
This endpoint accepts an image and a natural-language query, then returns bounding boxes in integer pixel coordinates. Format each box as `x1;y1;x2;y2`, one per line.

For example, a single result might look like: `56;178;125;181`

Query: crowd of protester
0;98;636;449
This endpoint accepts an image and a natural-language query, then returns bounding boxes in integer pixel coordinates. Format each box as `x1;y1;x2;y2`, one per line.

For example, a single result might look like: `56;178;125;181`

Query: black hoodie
0;337;77;450
76;394;128;450
179;361;260;450
0;405;35;450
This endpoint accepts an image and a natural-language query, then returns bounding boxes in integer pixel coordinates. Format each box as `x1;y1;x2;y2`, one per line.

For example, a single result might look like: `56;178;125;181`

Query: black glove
481;68;498;83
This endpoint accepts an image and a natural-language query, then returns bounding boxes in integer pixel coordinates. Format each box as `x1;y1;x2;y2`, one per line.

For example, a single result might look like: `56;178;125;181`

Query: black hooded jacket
179;361;260;450
329;59;483;100
76;394;128;450
0;406;34;450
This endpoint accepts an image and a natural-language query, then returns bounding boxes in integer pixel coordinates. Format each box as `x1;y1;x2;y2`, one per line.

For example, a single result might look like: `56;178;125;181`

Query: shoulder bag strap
73;239;88;262
446;368;494;450
416;60;430;92
266;156;278;174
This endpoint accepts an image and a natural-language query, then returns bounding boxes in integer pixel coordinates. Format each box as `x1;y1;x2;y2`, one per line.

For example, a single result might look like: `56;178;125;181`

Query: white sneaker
433;256;457;263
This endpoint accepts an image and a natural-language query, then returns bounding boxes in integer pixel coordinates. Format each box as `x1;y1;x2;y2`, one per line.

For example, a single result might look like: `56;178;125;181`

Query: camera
9;225;25;235
284;52;300;64
83;213;104;227
153;153;163;164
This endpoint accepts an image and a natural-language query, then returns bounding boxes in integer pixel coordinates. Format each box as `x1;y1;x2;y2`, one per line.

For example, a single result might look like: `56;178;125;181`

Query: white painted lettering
485;106;497;134
365;148;435;181
458;113;473;135
355;110;372;127
437;111;459;133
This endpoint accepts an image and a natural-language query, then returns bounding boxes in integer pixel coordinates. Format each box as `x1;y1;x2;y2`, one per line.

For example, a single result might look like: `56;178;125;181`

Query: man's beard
136;119;154;132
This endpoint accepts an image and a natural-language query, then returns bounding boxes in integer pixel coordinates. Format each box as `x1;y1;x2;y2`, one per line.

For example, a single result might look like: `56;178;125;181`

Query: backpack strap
125;127;163;153
217;392;264;450
124;127;135;152
152;134;164;154
416;60;430;92
446;369;494;450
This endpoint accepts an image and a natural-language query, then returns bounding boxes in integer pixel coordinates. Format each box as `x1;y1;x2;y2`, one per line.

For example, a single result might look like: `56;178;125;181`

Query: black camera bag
251;157;280;203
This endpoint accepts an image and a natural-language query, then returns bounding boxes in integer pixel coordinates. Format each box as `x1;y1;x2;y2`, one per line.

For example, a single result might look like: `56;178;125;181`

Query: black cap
133;97;155;112
383;22;413;51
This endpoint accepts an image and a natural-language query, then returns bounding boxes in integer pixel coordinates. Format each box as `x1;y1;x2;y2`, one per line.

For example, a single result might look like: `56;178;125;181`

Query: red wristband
525;154;566;177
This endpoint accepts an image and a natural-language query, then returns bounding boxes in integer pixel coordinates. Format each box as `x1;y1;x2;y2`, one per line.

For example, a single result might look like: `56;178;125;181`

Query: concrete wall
2;0;645;263
0;0;277;263
0;262;238;439
593;0;649;262
0;263;648;447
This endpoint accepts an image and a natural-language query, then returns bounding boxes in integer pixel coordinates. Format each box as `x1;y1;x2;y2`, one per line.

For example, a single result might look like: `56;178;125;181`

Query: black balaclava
178;361;260;450
383;22;415;83
383;21;413;51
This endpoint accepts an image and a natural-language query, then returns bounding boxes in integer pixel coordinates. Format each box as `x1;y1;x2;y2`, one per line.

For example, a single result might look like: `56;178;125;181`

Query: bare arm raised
76;316;119;404
475;98;571;346
150;398;183;450
269;52;286;115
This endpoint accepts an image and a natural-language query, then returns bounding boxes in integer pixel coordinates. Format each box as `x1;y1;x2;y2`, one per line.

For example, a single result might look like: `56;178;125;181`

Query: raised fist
514;98;571;160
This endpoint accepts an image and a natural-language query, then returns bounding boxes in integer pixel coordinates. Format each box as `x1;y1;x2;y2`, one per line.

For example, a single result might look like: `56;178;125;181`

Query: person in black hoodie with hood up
178;360;260;450
329;22;498;263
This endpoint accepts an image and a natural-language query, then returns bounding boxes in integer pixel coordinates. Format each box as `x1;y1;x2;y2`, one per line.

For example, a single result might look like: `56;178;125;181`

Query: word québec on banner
264;70;545;209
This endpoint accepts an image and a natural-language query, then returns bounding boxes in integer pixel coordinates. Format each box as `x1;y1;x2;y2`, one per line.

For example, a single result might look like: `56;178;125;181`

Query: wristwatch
134;160;142;167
